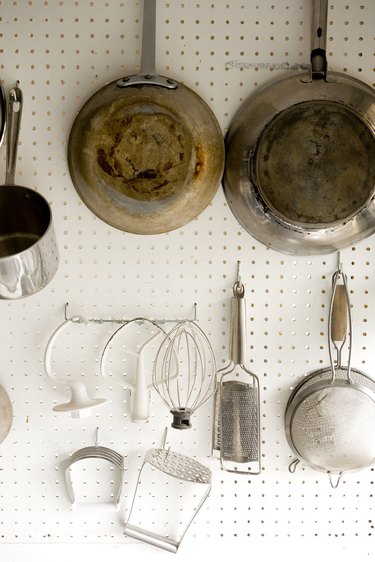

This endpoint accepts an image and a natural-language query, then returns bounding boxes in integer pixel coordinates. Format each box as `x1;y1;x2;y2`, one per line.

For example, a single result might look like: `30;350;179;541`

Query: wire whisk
153;320;217;429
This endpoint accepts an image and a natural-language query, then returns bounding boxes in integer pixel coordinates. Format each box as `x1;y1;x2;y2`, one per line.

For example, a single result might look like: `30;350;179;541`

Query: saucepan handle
5;82;23;185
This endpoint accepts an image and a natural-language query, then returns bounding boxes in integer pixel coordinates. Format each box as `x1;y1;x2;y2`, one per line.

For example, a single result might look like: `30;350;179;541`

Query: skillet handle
140;0;156;76
310;0;328;79
117;0;177;89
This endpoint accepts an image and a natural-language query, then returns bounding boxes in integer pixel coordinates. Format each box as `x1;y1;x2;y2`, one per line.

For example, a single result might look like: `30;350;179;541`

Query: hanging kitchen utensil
213;262;261;474
0;83;59;298
223;0;375;255
44;316;107;418
64;427;124;509
0;384;12;443
285;259;375;487
68;0;224;235
124;444;211;553
153;320;216;429
100;317;175;422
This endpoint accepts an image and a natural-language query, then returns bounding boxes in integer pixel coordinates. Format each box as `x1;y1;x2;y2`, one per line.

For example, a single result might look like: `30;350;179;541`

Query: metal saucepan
285;262;375;486
0;384;12;443
68;0;224;235
0;84;59;299
223;0;375;255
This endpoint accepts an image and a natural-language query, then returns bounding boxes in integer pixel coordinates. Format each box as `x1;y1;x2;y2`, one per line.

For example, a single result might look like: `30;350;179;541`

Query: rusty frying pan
68;0;224;235
223;0;375;255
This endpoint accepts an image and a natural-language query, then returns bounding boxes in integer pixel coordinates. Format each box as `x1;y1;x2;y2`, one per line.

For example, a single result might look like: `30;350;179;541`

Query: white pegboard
0;1;374;560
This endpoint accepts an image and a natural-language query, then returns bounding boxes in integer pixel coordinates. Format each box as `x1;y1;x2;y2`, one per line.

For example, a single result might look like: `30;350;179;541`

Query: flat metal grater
213;262;261;474
220;379;260;464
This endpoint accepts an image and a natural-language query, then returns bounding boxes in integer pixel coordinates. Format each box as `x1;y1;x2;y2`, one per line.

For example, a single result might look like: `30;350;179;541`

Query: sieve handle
331;285;347;343
328;264;353;382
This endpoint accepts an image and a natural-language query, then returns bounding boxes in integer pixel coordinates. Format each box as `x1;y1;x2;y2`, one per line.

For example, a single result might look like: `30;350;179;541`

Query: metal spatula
213;262;261;474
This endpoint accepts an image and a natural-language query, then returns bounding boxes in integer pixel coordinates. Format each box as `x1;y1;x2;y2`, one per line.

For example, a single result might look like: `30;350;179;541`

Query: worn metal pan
223;0;375;255
68;0;224;235
0;84;59;299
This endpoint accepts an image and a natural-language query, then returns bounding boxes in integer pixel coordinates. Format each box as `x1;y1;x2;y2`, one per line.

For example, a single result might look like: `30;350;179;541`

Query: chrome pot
0;84;59;299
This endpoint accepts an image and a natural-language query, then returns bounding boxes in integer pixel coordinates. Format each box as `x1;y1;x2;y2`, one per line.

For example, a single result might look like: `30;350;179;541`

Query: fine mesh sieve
285;261;375;485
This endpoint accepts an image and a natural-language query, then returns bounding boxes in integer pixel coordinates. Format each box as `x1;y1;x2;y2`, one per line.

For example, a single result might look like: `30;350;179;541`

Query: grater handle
230;281;247;365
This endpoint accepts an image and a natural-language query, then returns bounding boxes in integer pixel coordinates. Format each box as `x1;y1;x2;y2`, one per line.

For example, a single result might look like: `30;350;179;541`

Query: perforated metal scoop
124;444;211;553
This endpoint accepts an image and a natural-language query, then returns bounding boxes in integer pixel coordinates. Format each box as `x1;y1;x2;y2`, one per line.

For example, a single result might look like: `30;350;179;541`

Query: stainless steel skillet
223;0;375;255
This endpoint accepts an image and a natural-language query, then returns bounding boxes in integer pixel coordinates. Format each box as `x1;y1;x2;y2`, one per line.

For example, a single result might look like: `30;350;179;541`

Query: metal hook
337;251;342;275
288;458;300;474
328;471;343;489
236;260;241;285
161;427;171;458
233;261;245;297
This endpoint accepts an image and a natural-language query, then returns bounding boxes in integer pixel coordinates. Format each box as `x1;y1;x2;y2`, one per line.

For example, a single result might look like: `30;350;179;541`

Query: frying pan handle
310;0;328;79
141;0;156;76
5;82;23;185
117;0;177;89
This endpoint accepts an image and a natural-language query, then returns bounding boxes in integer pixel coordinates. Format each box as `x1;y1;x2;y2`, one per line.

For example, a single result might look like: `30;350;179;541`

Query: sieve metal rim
285;365;375;411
